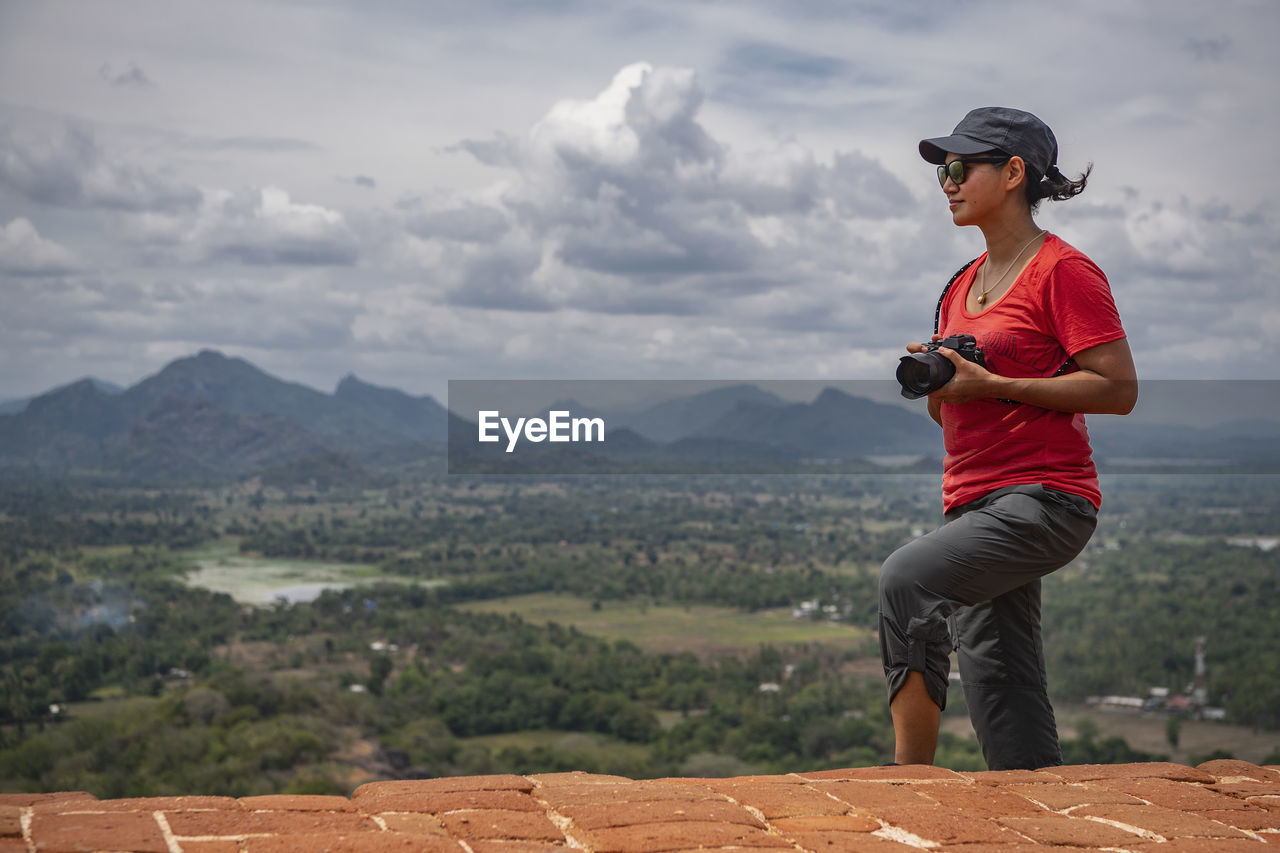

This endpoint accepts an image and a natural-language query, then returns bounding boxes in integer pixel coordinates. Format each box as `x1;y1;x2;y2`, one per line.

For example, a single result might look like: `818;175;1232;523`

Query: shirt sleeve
1043;256;1127;357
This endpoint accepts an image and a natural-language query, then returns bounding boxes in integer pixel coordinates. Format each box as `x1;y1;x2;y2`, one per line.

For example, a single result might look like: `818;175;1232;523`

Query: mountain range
2;351;1276;485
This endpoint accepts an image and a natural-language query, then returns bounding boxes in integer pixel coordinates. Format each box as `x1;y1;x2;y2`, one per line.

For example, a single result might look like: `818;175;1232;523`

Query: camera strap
933;258;1076;404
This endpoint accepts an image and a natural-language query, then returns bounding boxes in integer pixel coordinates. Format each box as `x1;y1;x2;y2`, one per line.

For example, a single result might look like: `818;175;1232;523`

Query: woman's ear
1005;156;1028;191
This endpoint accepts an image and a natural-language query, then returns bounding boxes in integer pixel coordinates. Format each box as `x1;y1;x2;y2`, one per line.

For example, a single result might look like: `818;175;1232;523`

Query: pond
181;545;442;605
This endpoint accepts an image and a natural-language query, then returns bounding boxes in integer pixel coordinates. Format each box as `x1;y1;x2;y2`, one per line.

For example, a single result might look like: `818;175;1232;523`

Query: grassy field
458;593;872;656
940;701;1280;765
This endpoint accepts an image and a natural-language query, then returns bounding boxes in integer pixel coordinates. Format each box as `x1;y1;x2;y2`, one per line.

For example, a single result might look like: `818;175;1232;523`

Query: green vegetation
1;472;1275;796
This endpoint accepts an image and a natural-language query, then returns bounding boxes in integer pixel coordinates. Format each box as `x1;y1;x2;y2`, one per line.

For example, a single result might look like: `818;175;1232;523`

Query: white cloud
0;124;200;212
0;217;79;275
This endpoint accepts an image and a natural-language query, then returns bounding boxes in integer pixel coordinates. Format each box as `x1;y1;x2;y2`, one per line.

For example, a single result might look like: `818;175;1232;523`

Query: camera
896;333;986;400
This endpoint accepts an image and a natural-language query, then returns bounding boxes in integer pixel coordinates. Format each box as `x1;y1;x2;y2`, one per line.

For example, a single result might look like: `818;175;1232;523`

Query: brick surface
558;798;764;830
9;760;1280;852
1199;760;1280;783
359;789;542;814
960;769;1062;785
579;819;793;852
702;781;850;818
467;843;570;853
796;764;966;782
808;779;936;810
1051;761;1217;783
437;809;564;842
875;804;1022;845
30;811;169;853
1194;807;1280;831
0;805;20;837
1095;776;1257;810
527;771;631;785
1074;803;1253;839
996;813;1145;846
244;832;464;852
353;775;533;799
0;792;95;808
239;794;356;812
770;813;880;833
1212;781;1280;799
377;812;450;834
537;782;718;808
914;782;1048;817
1128;840;1280;853
1252;795;1280;812
35;795;238;813
1006;781;1147;810
166;808;379;837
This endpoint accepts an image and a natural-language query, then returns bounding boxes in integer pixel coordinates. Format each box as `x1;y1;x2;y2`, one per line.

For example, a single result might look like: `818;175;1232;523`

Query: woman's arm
927;337;1138;414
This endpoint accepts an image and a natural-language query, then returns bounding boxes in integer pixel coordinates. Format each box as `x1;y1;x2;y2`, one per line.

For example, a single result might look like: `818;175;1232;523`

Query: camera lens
896;352;956;400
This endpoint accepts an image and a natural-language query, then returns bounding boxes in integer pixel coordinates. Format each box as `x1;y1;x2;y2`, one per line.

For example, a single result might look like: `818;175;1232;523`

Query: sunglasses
937;156;1010;188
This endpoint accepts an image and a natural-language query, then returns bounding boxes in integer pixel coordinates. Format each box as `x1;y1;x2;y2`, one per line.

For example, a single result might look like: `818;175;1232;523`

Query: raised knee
878;549;920;604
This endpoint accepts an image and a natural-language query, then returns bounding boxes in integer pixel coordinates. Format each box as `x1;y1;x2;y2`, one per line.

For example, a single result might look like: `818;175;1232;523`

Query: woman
879;107;1138;770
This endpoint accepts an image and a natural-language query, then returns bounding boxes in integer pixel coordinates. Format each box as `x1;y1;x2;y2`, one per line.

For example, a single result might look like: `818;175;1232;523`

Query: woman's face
941;154;1010;227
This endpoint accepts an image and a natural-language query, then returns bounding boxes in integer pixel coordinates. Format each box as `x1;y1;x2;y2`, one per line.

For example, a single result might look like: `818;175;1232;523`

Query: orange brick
0;806;20;837
358;790;541;814
1199;760;1280;783
1006;781;1145;810
579;819;793;852
1251;795;1280;812
30;811;168;853
808;780;935;810
0;840;28;853
874;804;1022;845
0;792;95;808
377;812;450;834
528;772;631;785
1127;840;1279;853
1212;782;1280;799
178;842;242;853
35;796;237;813
558;799;763;830
704;782;849;818
166;808;378;837
960;769;1063;785
997;813;1145;846
353;775;532;800
1096;777;1256;811
537;782;718;808
437;809;564;842
770;814;879;833
931;845;1098;853
915;782;1047;817
1073;803;1252;839
1050;762;1216;783
244;832;464;853
1194;808;1280;831
238;794;356;812
467;843;571;853
795;764;965;782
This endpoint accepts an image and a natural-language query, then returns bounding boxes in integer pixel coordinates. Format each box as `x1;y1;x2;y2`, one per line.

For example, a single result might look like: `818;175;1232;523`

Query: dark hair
1024;163;1091;212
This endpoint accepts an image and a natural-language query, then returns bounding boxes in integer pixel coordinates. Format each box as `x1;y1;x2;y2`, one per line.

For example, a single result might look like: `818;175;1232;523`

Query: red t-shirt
937;233;1126;512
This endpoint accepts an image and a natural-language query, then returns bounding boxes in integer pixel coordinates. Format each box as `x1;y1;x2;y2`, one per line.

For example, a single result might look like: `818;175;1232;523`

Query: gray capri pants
878;482;1097;770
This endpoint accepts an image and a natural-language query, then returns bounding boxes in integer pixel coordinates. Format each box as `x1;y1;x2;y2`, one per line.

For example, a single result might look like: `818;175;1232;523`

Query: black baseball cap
919;107;1058;177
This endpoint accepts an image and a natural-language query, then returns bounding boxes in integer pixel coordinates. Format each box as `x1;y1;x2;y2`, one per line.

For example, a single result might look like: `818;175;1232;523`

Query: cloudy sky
1;0;1277;403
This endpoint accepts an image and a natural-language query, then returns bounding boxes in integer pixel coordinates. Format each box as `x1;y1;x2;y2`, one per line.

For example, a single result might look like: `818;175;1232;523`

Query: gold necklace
977;230;1046;305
